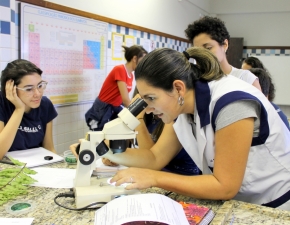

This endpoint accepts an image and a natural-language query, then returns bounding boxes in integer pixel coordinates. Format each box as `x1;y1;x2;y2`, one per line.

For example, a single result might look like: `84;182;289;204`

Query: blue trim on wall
0;0;10;7
116;25;120;33
11;9;15;23
0;21;10;34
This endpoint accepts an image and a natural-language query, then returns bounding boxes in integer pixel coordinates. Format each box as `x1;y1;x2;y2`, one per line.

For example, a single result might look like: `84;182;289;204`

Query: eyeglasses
16;81;48;95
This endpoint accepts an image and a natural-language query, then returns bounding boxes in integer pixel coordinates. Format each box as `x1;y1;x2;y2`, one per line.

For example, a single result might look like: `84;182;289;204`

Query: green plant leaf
0;157;37;206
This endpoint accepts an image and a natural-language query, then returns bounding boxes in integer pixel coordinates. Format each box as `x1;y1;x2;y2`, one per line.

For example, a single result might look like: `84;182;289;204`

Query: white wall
209;0;290;46
44;0;210;38
210;0;290;14
217;11;290;46
45;0;290;46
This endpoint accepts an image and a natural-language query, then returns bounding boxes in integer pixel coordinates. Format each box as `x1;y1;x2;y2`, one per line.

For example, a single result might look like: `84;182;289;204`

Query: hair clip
183;51;190;60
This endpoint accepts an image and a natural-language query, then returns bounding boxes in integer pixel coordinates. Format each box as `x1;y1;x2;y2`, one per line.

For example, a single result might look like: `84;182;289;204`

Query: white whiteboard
251;55;290;105
21;3;108;106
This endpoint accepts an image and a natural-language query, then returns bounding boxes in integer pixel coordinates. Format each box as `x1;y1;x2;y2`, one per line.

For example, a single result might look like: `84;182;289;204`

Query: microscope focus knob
79;149;95;165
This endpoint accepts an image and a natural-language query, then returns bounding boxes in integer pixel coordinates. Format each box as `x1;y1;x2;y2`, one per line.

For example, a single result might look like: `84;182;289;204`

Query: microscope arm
74;106;144;187
73;98;147;207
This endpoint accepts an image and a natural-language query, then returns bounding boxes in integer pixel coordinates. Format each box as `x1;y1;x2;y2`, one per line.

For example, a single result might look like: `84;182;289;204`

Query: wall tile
0;33;10;47
0;6;11;20
0;61;8;70
0;47;11;61
0;0;10;7
0;21;10;34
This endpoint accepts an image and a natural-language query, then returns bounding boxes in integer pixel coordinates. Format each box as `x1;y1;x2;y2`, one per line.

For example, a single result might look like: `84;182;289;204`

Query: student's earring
178;95;184;106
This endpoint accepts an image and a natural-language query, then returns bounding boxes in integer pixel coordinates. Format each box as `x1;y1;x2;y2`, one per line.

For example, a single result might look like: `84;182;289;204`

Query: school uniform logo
18;125;41;133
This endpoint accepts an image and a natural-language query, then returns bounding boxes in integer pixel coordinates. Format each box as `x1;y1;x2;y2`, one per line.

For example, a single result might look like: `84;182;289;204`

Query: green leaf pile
0;157;37;206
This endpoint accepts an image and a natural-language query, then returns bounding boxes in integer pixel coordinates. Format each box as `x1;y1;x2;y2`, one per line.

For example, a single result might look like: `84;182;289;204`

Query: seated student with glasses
0;59;58;159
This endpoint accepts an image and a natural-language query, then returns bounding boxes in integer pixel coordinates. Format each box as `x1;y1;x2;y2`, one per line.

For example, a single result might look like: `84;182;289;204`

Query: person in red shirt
85;45;147;131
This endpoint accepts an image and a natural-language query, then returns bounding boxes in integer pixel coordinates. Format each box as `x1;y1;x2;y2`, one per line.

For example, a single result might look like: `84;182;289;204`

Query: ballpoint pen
0;160;15;165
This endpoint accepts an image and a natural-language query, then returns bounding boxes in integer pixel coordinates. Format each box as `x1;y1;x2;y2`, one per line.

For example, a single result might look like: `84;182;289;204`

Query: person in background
184;16;261;91
106;47;290;210
0;59;58;159
248;68;290;130
241;56;266;70
85;45;147;131
241;56;275;101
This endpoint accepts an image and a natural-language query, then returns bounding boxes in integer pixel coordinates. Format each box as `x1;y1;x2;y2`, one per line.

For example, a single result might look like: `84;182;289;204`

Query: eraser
44;156;53;160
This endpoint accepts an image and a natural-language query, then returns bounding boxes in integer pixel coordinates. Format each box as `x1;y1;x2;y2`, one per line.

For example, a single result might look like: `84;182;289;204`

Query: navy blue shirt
145;114;201;176
0;92;58;151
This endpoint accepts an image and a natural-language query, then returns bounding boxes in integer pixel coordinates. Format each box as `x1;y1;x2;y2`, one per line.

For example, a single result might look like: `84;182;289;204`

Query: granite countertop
0;161;289;225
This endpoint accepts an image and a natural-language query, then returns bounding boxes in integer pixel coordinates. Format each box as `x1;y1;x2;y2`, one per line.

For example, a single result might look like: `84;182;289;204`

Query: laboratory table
0;161;289;225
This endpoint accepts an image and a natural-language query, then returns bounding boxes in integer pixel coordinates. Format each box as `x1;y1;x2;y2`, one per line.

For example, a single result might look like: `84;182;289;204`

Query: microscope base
74;178;141;208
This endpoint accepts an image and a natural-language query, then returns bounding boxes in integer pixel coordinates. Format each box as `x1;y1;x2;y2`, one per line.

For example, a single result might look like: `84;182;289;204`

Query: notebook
6;147;64;168
179;201;215;225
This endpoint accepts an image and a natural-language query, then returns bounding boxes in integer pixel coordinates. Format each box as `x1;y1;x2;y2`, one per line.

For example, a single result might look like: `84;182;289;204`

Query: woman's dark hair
185;16;230;46
244;57;275;101
132;88;164;141
135;47;224;92
249;68;275;101
243;57;266;70
1;59;43;96
123;45;148;62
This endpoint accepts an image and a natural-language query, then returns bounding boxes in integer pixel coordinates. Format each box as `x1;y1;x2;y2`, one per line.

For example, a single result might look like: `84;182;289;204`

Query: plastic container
5;200;36;215
63;150;77;165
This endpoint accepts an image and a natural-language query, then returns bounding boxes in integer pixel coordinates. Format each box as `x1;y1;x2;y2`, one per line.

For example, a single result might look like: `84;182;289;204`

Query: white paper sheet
6;147;64;168
29;167;76;188
93;158;127;177
94;193;190;225
95;158;127;171
0;218;34;225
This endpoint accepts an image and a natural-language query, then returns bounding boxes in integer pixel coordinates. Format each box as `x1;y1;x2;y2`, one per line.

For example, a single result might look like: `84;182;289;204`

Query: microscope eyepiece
96;140;109;156
127;98;148;117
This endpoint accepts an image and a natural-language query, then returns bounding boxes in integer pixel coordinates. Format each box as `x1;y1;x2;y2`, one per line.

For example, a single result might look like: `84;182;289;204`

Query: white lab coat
173;75;290;209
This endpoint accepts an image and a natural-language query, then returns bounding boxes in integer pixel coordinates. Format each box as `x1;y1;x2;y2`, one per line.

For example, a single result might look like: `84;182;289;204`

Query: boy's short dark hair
185;16;230;46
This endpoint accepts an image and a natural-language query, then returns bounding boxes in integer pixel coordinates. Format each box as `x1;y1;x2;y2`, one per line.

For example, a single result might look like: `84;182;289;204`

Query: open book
94;193;214;225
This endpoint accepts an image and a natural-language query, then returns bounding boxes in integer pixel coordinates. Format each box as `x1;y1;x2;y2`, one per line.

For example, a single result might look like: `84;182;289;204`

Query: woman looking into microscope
105;47;290;210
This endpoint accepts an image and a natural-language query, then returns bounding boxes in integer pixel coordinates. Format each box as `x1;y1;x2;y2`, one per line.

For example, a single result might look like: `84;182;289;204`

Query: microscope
73;98;147;208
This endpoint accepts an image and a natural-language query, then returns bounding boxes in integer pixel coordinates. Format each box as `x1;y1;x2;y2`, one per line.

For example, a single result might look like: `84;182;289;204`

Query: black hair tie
183;51;190;60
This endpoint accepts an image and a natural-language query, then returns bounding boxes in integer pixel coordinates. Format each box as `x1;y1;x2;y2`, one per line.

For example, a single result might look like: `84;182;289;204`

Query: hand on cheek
5;80;25;110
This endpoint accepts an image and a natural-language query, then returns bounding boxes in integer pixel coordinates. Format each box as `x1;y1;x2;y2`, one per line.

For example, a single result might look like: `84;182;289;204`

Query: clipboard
6;147;64;168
